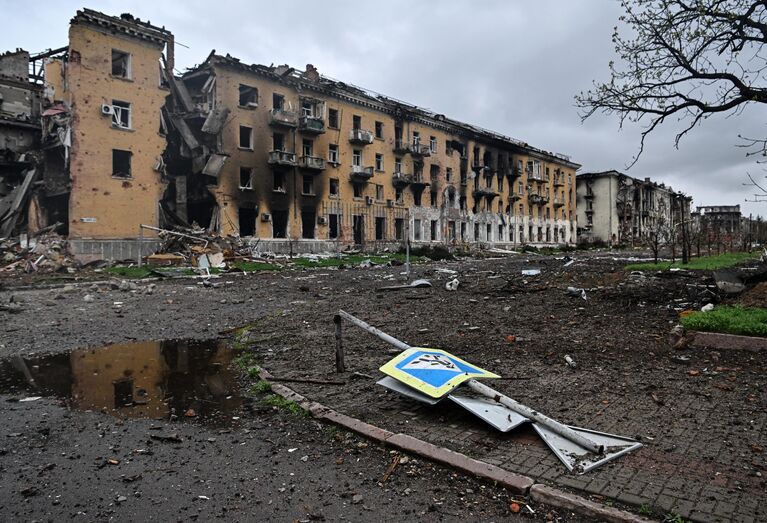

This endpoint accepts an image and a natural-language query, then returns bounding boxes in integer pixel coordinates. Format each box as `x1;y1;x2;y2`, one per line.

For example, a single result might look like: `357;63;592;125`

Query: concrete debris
564;355;577;368
566;286;587;300
445;278;459;291
521;269;541;276
701;303;715;312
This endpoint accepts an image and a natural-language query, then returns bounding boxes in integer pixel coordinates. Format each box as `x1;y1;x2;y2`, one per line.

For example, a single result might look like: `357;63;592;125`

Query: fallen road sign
379;348;499;399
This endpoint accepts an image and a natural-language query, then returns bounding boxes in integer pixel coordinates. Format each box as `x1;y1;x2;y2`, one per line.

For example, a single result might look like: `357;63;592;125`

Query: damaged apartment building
1;8;580;260
576;170;692;246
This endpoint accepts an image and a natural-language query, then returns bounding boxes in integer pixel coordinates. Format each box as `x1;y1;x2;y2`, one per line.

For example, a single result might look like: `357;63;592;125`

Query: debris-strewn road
0;255;609;522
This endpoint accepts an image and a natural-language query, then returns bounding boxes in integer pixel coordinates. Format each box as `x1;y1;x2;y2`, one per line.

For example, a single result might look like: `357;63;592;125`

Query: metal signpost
337;310;641;473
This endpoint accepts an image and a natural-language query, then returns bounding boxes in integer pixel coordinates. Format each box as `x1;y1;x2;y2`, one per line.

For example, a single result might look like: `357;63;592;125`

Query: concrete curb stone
689;330;767;352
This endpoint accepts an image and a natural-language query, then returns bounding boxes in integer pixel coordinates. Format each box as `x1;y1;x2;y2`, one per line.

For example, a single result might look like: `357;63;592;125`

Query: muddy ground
0;251;764;521
0;254;637;522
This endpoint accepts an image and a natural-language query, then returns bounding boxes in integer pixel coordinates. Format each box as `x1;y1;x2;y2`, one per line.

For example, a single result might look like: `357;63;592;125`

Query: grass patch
681;306;767;337
107;266;154;279
262;394;307;416
231;261;281;272
250;380;272;394
626;251;760;271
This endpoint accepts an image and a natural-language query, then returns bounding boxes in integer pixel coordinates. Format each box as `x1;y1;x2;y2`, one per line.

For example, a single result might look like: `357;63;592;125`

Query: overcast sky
3;0;766;217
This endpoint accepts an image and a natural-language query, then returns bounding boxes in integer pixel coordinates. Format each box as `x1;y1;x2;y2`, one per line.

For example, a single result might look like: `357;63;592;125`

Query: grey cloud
2;0;764;215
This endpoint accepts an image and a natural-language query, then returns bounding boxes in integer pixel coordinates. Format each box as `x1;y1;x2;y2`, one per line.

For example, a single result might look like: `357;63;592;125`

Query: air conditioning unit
386;199;394;207
365;196;374;205
317;216;327;225
101;104;115;116
261;213;271;222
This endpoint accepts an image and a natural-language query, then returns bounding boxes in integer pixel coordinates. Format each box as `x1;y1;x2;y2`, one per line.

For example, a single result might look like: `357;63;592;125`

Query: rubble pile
0;230;77;275
144;226;278;271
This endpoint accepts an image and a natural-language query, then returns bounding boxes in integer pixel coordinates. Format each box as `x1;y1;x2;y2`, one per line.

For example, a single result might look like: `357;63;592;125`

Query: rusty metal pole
334;314;345;373
138;225;144;267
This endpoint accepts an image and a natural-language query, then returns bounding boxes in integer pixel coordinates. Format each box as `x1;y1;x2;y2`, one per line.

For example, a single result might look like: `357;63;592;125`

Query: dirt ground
0;250;764;522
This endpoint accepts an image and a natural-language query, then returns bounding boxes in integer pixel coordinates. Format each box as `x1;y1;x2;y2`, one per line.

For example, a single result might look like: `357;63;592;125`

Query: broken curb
688;330;767;352
530;484;653;523
258;368;653;522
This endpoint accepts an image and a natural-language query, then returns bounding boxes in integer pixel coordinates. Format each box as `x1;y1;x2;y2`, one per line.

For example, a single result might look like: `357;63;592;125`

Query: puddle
0;339;244;427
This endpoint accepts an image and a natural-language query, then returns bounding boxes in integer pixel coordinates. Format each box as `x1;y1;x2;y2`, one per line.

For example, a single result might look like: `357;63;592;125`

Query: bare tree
576;1;767;165
642;198;669;263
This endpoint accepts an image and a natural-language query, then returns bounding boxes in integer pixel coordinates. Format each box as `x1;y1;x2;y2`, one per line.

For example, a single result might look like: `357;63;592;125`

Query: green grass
106;266;154;279
681;306;767;337
262;394;307;416
250;380;272;394
639;504;653;516
626;251;760;271
231;261;281;272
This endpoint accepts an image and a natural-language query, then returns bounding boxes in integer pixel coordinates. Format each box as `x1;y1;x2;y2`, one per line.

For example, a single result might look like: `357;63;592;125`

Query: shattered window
272;133;284;151
273;93;285;110
239;84;258;107
328;144;339;163
395;218;404;240
302;175;314;195
240;126;253;149
412;131;420;146
394;158;402;173
111;100;131;129
328;108;339;128
395;187;403;203
430;220;438;240
329;178;339;197
413;219;422;241
239;167;253;190
112;149;132;178
430;191;437;208
273;172;286;192
329;214;339;239
430;136;437;153
352;150;361;167
376;217;386;240
303;139;313;157
446;167;452;182
375;154;384;171
375;121;383;139
376;184;384;201
111;49;131;78
353;183;363;198
352;115;361;130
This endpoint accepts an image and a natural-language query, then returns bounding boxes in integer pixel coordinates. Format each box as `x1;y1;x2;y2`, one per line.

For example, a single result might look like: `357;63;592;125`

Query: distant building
576;170;690;246
691;205;744;252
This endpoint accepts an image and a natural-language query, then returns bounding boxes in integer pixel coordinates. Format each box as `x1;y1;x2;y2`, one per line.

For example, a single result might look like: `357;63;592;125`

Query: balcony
528;193;549;205
585;191;594;199
553;197;565;208
553;175;566;187
527;170;549;183
350;165;374;181
268;150;297;166
299;115;325;134
394;139;411;154
411;143;431;158
299;155;326;171
473;188;498;198
349;128;374;145
392;171;413;187
509;193;522;201
411;173;430;188
269;108;298;127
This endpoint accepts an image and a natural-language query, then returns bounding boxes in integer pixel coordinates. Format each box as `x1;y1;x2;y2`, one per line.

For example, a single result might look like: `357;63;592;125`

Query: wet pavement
0;339;243;427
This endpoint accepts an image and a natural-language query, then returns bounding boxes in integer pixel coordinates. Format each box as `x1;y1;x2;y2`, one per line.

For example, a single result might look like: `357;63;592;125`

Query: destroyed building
576;170;691;246
1;8;581;260
689;205;764;252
